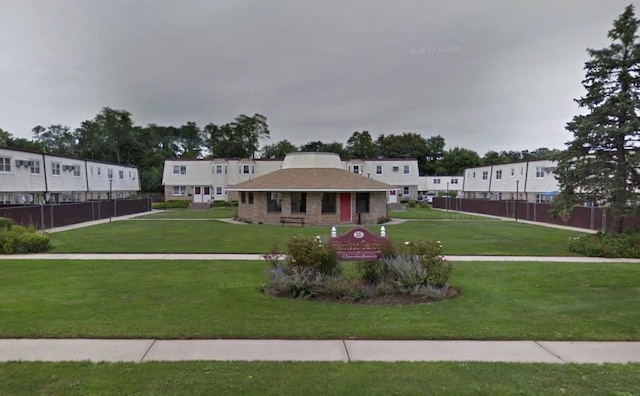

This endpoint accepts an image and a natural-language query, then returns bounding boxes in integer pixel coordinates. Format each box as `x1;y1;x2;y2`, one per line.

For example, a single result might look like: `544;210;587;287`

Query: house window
472;172;476;178
215;164;223;174
510;168;515;177
242;165;251;174
451;178;459;184
0;157;10;172
108;169;113;179
376;165;383;175
355;193;370;213
403;186;410;196
73;165;81;177
520;167;524;176
482;171;488;180
248;192;254;204
403;165;410;175
496;170;502;180
30;160;40;174
0;193;11;204
291;192;307;213
352;165;361;174
267;192;282;212
173;186;186;196
241;192;246;204
322;193;336;213
97;167;101;176
173;165;186;175
535;167;544;178
434;179;441;184
51;162;61;175
216;187;223;195
119;170;124;179
393;166;399;172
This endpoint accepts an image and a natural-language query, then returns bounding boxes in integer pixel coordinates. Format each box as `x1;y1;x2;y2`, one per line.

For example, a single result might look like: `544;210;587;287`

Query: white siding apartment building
162;157;421;203
0;147;140;205
418;176;464;197
463;160;559;203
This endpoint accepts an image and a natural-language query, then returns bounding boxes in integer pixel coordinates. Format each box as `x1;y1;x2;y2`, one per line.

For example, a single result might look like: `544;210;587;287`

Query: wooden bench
280;216;305;227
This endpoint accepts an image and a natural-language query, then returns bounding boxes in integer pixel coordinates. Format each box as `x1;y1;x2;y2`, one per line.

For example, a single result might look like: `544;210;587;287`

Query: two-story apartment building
162;156;421;203
418;176;464;197
462;160;559;203
0;147;140;204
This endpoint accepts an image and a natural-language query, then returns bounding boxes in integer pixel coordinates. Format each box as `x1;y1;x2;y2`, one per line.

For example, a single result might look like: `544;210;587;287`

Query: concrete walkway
1;339;639;363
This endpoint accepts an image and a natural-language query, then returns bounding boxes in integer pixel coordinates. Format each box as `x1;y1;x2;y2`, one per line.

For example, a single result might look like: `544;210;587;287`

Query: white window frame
119;170;124;180
97;167;101;176
403;165;410;175
496;170;502;180
73;165;81;177
0;192;11;204
434;179;441;184
215;164;223;174
108;168;113;179
352;164;361;174
451;178;458;184
30;160;40;175
216;186;223;195
51;162;61;176
510;168;515;177
375;165;383;175
0;156;11;173
482;171;488;180
403;186;410;195
535;167;544;179
173;165;186;175
173;186;187;196
242;165;251;174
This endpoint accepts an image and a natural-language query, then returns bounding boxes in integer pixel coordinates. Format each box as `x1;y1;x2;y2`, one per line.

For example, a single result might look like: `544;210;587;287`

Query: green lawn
389;207;495;220
141;207;238;219
1;260;637;340
49;218;584;255
2;361;639;395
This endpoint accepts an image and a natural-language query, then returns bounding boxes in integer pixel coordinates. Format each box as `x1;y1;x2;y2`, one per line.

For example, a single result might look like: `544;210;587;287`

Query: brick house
227;152;392;225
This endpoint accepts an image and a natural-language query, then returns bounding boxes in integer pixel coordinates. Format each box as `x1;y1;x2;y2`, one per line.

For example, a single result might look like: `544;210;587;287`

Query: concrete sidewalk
1;339;639;364
2;253;639;263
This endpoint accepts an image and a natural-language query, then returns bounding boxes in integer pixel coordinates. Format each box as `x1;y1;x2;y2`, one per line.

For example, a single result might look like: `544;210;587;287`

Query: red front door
340;193;351;222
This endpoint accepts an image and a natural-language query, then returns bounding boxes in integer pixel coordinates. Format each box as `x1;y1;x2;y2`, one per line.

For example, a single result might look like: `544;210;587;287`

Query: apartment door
340;193;351;222
193;186;202;202
202;186;211;203
388;189;398;204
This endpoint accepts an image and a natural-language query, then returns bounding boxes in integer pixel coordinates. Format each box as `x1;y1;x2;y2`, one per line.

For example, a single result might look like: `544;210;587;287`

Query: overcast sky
0;0;634;155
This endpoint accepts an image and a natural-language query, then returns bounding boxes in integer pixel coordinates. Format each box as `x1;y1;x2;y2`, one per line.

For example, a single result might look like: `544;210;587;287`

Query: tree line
0;108;559;193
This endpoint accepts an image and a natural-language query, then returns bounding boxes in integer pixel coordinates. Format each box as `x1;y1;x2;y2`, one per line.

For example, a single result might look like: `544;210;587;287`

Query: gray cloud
0;0;633;155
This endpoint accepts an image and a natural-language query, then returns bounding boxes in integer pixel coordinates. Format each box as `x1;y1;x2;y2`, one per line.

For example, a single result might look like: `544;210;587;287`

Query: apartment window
97;167;101;176
451;178;459;184
482;171;488;180
352;164;361;174
173;186;186;196
355;193;370;213
496;170;502;180
73;165;81;177
241;192;246;204
51;162;61;175
291;192;307;213
0;157;10;172
0;193;11;204
215;164;223;174
376;165;383;175
322;193;336;213
393;166;399;172
216;187;223;195
173;165;186;175
248;192;254;204
108;168;113;179
510;168;515;177
129;171;132;178
520;167;524;176
473;172;476;178
119;170;124;179
434;179;441;184
28;160;40;174
403;165;410;175
267;192;282;212
403;186;410;195
535;167;544;178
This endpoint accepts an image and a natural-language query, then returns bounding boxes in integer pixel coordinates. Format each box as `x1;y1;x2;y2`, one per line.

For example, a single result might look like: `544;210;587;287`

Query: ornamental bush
568;231;640;258
0;225;51;254
285;236;341;276
0;217;15;231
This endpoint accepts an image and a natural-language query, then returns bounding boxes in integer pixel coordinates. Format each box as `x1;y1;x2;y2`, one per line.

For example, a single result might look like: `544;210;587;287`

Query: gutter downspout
487;165;494;199
41;152;48;202
84;160;90;201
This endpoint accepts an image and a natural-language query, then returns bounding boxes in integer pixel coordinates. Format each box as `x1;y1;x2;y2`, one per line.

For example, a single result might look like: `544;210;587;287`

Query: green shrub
356;261;383;284
405;200;418;208
285;236;341;276
568;232;640;258
210;200;238;207
0;217;15;231
152;200;190;209
0;225;50;254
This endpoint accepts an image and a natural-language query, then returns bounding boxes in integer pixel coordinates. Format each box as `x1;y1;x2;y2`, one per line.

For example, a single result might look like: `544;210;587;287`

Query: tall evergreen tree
552;5;640;233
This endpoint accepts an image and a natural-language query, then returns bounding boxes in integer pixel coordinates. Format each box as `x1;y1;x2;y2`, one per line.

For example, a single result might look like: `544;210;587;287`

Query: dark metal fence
0;198;152;230
433;197;640;232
